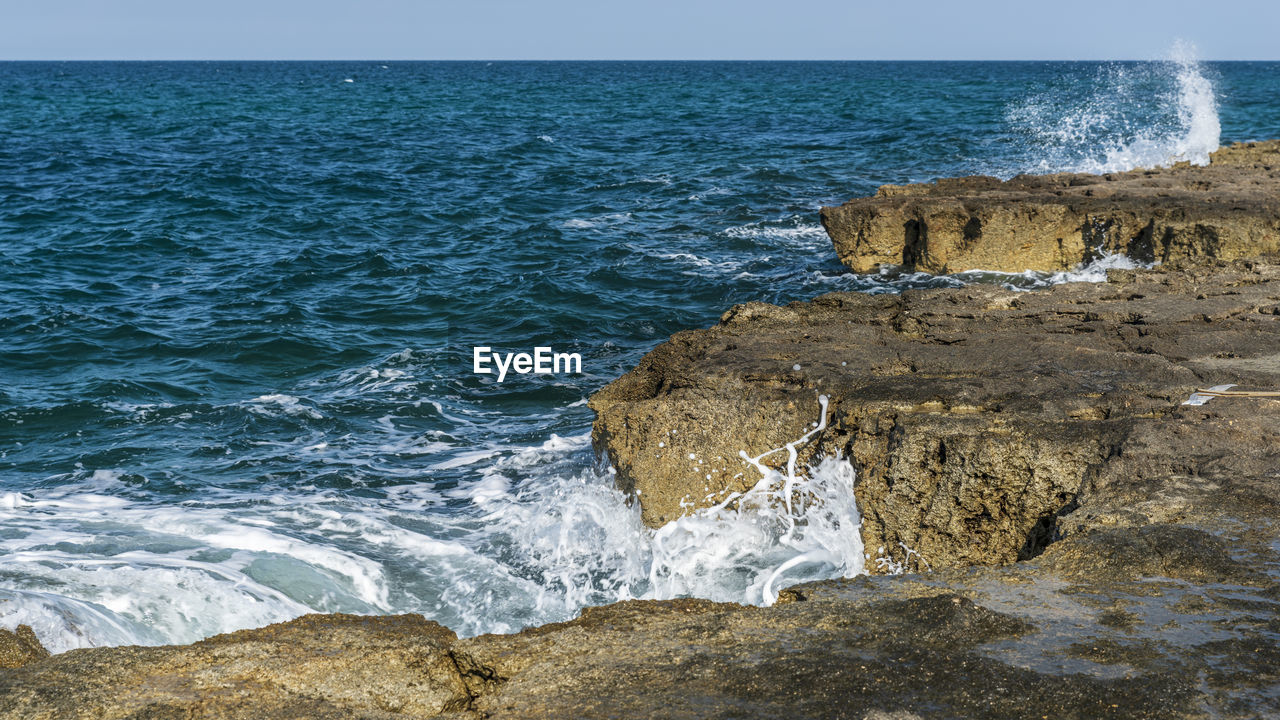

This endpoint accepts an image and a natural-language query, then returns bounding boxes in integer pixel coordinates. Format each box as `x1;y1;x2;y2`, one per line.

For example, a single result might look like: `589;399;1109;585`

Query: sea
2;51;1277;652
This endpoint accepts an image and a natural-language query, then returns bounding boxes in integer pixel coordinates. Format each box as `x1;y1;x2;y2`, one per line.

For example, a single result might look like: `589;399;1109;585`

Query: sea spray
1008;40;1220;174
0;397;864;650
1167;39;1222;165
488;395;864;613
645;395;865;605
646;453;861;606
952;250;1148;291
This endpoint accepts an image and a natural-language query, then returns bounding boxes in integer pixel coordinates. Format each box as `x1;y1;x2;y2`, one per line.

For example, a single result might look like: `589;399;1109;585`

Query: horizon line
0;58;1275;63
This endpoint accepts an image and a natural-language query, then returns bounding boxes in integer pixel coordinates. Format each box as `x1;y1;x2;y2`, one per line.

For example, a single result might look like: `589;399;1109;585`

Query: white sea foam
563;212;632;230
1;397;864;650
1009;40;1220;174
652;395;864;605
655;251;739;271
429;448;503;470
244;394;324;420
687;186;732;201
954;250;1147;291
101;401;174;418
466;396;864;616
0;486;373;651
724;222;829;247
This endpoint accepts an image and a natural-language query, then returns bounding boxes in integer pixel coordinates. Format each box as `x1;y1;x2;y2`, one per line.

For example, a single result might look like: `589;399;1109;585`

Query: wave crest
1009;40;1220;174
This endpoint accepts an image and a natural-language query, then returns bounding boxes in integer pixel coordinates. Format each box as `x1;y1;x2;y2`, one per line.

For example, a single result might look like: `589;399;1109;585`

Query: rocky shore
4;145;1280;719
820;140;1280;274
589;259;1280;570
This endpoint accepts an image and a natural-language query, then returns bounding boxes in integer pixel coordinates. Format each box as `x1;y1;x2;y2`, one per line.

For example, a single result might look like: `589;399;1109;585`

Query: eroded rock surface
590;259;1280;575
0;613;470;719
819;140;1280;274
0;625;48;669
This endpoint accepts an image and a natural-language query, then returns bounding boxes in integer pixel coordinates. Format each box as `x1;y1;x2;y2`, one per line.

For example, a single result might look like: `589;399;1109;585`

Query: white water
1009;40;1220;174
1;395;862;652
954;250;1147;291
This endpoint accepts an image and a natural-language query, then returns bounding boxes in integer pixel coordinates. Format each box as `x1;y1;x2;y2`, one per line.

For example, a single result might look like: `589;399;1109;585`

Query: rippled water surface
2;59;1277;650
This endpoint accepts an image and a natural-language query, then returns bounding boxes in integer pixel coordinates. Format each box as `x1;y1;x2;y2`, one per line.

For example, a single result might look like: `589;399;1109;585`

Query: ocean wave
562;212;632;229
1008;40;1220;174
723;220;830;248
243;394;325;420
0;398;866;649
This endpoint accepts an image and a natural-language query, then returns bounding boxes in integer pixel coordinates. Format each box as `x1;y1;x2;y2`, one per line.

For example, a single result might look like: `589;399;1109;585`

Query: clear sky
3;0;1277;61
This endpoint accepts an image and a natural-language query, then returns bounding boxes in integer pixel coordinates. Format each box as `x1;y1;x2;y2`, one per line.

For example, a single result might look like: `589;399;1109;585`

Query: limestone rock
0;613;471;719
819;140;1280;274
590;259;1280;575
0;626;49;669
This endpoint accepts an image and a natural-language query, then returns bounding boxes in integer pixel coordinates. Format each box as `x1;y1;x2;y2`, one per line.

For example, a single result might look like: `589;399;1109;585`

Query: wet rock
0;625;48;669
590;259;1280;579
438;589;1221;719
819;140;1280;274
454;567;1278;718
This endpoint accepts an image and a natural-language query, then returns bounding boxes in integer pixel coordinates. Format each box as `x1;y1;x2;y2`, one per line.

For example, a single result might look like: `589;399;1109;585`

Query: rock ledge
819;140;1280;274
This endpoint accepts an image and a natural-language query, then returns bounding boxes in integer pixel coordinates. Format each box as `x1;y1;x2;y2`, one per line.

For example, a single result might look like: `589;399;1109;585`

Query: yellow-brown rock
819;140;1280;273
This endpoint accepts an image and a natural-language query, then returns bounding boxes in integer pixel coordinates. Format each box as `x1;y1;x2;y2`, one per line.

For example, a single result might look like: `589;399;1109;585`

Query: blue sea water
2;58;1277;651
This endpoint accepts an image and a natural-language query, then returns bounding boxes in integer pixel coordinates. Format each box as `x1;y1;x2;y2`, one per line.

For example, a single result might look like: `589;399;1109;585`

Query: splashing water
1009;40;1221;174
1;395;862;651
952;250;1148;291
450;394;864;613
650;394;864;605
1166;40;1222;165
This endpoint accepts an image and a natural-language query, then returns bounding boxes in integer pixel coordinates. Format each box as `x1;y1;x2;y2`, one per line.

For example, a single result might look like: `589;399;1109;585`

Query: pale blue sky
3;0;1277;61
